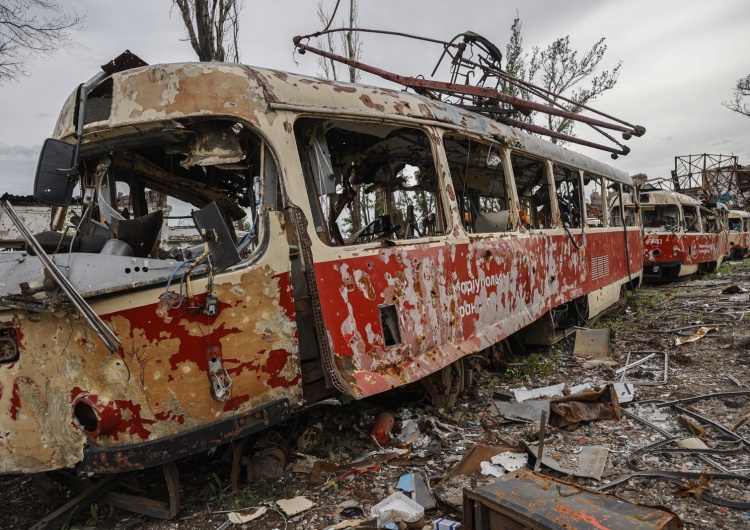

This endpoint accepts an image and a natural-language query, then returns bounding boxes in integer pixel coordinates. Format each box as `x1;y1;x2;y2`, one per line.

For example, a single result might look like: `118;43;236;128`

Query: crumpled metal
549;384;621;431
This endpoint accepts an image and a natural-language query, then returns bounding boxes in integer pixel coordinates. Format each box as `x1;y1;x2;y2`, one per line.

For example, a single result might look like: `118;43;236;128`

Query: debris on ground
463;469;685;529
549;384;621;431
674;326;718;346
4;262;750;529
370;491;424;527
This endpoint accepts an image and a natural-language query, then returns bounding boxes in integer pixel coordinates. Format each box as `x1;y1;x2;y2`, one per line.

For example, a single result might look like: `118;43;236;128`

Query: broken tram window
444;134;515;233
512;152;554;230
583;173;606;228
295;118;445;245
553;163;584;229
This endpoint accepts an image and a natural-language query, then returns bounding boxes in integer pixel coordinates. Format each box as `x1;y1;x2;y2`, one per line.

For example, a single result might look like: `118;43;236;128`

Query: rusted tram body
640;189;729;280
728;209;750;260
0;61;642;476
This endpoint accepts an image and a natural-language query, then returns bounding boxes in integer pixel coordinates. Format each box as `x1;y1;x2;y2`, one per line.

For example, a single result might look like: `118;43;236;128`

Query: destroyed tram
0;53;643;476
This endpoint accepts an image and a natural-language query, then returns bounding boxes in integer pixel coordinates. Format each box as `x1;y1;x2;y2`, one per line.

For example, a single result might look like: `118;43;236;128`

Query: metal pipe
614;353;655;375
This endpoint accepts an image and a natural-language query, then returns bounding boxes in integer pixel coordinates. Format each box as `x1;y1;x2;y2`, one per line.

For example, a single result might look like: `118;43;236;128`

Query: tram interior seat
475;210;511;233
30;209;162;258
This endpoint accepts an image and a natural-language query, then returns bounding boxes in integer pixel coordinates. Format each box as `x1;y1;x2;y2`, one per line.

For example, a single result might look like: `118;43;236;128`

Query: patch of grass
206;472;232;507
502;351;558;383
233;479;290;509
595;313;625;333
523;352;556;376
87;502;115;526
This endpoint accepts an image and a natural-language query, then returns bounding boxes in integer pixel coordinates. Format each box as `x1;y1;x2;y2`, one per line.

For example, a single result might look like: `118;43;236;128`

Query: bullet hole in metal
379;304;402;347
74;401;98;433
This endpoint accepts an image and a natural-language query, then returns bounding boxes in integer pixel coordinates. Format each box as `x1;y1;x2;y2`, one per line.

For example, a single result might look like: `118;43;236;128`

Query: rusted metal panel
313;228;642;398
644;232;728;268
0;215;301;474
463;468;684;529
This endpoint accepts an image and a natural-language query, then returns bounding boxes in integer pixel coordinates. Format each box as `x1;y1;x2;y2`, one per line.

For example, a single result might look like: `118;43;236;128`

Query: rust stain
333;85;357;93
359;94;385;112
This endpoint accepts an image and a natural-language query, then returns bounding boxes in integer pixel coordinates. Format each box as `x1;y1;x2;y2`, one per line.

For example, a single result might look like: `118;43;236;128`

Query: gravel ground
3;262;750;530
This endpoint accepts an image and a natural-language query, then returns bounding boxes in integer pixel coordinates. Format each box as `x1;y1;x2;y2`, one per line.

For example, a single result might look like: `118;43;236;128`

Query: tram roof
56;62;634;186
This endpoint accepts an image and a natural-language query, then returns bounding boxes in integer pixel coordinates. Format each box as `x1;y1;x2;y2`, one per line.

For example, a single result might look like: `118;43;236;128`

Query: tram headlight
0;328;19;364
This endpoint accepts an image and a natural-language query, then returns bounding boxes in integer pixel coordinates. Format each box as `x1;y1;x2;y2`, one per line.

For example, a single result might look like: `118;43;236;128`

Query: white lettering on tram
458;273;503;296
457;273;504;318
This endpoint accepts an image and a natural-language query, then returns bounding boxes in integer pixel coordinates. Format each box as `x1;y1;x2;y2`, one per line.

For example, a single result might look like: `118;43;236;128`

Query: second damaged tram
0;59;642;477
640;189;729;280
728;209;750;260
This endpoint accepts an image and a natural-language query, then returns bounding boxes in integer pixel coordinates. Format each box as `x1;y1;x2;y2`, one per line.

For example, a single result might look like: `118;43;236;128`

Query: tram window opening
683;205;699;232
643;204;680;231
700;207;721;233
553;164;583;228
512;152;553;229
607;182;636;227
583;174;605;228
295;119;444;246
39;119;274;260
729;218;741;232
444;134;514;233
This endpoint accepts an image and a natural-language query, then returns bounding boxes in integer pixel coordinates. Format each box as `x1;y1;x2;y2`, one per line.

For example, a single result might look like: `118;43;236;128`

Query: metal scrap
619;351;669;385
549;384;621;431
463;468;684;529
529;444;610;481
513;383;565;402
434;444;523;510
573;328;611;361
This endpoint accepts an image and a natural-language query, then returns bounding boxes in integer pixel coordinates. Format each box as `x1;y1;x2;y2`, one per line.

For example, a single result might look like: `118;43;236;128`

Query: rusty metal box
463;469;683;530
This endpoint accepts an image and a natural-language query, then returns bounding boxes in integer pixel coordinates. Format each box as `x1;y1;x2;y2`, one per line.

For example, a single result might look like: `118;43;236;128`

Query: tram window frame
643;203;680;231
443;133;517;234
607;182;637;228
552;163;584;229
682;205;700;233
699;206;721;233
622;184;638;227
583;173;606;228
511;151;555;230
294;117;446;247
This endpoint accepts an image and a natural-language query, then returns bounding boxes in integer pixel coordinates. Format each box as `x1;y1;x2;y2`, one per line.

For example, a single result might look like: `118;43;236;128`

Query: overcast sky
1;0;748;196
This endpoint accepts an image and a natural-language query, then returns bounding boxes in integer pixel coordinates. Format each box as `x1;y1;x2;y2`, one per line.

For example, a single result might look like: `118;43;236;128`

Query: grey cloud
0;143;40;158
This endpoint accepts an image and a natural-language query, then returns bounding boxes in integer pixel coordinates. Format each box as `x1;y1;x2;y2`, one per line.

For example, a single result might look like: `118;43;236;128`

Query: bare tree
0;0;84;85
316;0;362;83
723;74;750;118
172;0;244;62
504;16;621;141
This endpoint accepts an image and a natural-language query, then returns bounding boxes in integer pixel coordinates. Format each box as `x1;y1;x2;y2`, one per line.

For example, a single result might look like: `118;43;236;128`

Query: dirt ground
3;262;750;530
